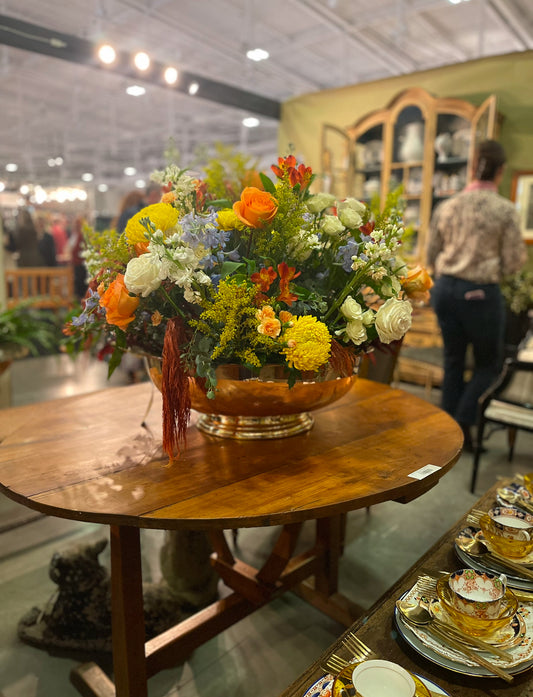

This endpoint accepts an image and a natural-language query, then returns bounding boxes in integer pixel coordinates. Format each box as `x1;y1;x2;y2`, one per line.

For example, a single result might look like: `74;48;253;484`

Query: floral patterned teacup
448;569;507;620
488;506;533;540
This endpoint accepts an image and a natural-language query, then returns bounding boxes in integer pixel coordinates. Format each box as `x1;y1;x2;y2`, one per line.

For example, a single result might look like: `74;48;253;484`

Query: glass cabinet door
468;95;498;179
432;111;471;207
352;123;384;204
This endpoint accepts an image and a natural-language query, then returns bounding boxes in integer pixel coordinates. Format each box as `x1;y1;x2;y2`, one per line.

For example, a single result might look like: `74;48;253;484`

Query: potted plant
0;304;60;374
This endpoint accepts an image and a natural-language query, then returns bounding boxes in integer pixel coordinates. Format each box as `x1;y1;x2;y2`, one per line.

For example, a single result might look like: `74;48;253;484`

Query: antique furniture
321;86;499;264
0;378;462;697
4;266;75;309
278;479;533;697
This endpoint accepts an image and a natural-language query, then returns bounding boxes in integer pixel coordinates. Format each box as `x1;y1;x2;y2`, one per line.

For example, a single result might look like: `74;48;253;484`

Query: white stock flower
307;193;336;214
195;271;212;285
320;215;345;237
375;297;412;343
288;230;320;262
124;254;162;297
340;296;363;321
345;320;367;345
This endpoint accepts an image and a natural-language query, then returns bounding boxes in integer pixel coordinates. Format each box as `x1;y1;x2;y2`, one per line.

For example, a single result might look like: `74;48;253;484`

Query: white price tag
408;464;441;480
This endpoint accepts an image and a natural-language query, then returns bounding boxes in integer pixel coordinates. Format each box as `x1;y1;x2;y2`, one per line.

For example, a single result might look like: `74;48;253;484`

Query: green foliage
0;304;61;355
202;143;259;201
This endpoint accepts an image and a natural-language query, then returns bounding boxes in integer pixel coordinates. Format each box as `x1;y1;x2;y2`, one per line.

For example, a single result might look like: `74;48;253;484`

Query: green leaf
107;346;123;378
260;172;276;195
208;198;233;208
219;261;245;278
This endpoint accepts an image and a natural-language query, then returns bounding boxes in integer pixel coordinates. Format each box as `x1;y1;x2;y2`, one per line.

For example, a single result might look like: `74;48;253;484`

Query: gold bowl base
196;411;314;440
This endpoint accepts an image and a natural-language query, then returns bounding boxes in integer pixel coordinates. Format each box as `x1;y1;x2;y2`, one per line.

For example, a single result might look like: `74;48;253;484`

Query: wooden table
0;379;462;697
278;480;533;697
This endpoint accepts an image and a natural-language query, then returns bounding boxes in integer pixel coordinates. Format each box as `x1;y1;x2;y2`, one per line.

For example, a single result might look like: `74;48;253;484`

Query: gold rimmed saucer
332;662;431;697
429;599;525;650
475;530;533;567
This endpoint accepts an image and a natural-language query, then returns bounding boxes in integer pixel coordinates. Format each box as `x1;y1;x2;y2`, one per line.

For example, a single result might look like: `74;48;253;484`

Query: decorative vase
146;358;359;440
399;122;424;163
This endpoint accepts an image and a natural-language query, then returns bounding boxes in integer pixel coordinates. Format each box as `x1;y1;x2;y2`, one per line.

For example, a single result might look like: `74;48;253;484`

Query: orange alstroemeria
134;241;150;256
251;266;277;292
277;262;300;306
99;274;139;330
271;155;312;190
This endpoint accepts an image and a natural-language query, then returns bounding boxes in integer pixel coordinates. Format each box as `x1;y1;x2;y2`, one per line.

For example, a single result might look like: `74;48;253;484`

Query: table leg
109;525;147;697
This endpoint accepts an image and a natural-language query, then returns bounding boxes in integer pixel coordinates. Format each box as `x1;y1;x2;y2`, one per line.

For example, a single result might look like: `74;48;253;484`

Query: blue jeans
431;276;505;426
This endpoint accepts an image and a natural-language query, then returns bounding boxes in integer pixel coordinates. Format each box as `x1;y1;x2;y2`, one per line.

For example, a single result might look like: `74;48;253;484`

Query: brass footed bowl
146;359;358;440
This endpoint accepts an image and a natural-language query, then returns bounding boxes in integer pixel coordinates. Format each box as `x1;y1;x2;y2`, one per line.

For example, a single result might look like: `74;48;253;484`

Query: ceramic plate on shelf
303;672;451;697
455;526;533;590
394;586;533;677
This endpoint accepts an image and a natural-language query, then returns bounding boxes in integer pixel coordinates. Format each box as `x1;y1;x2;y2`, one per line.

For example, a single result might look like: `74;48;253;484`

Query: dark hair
475;140;506;181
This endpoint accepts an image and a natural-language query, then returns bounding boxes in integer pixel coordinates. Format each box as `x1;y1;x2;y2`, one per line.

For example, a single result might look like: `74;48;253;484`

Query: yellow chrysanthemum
217;208;246;231
282;316;331;372
124;203;179;245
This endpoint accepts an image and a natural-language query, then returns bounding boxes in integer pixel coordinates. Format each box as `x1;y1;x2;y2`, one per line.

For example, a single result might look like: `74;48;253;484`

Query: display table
278;479;533;697
0;379;462;697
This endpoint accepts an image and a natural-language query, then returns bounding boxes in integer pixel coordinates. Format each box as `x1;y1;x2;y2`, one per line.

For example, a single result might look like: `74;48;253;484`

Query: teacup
448;568;506;620
523;473;533;497
352;659;415;697
488;506;533;540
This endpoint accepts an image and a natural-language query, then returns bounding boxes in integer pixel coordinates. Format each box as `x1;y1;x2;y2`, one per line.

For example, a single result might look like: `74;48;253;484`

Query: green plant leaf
259;172;276;195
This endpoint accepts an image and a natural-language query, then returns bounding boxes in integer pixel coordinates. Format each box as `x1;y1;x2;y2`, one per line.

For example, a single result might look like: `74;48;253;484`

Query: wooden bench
4;267;76;310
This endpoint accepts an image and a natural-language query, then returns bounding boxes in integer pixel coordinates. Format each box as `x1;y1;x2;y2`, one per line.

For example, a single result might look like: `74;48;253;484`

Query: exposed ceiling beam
487;0;533;49
0;13;281;119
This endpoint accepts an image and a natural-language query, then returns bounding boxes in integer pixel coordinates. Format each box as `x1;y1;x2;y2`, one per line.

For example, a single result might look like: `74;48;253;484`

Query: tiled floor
1;355;532;697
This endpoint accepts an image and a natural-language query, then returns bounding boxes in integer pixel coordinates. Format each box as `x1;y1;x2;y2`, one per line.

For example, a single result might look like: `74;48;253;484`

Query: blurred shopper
427;140;528;451
36;215;57;267
14;208;44;267
115;183;161;233
51;215;69;264
70;216;88;299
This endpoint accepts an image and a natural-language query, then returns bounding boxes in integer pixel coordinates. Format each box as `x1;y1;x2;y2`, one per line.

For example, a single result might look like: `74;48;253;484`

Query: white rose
339;198;366;215
340;296;363;321
124;254;162;297
320;215;345;237
362;309;374;326
375;297;412;343
345;320;367;345
338;208;363;229
307;193;336;214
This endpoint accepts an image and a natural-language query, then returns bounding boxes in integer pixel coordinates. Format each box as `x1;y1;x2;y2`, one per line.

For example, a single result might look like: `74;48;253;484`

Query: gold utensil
396;600;514;682
412;578;514;661
341;632;374;662
456;529;533;581
324;653;352;674
497;488;533;515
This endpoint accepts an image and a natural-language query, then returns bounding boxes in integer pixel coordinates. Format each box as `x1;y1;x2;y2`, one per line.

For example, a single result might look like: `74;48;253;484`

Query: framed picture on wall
511;170;533;243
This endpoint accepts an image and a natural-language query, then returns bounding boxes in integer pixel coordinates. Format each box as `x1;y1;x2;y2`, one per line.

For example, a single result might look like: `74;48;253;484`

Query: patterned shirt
427;188;527;283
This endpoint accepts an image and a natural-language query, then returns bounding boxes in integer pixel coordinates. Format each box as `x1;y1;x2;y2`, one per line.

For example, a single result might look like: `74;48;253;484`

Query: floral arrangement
501;268;533;315
65;155;432;456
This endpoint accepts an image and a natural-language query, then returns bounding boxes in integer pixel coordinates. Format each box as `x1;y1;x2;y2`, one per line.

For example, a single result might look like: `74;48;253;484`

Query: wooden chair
470;353;533;493
5;267;75;310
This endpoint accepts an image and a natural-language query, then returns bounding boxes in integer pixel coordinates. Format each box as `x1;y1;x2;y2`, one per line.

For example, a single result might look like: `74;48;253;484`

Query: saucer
301;670;451;697
332;663;432;697
429;598;525;649
475;530;533;566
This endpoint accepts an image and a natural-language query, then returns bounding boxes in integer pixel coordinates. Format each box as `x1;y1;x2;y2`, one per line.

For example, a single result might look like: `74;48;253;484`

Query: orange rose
401;266;434;303
99;274;139;330
233;187;278;228
258;317;281;338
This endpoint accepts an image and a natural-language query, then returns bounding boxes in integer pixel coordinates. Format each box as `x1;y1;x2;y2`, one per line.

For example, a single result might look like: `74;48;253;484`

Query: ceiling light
164;66;178;85
97;183;109;193
188;82;199;95
6;163;18;172
134;51;150;71
34;188;47;204
0;182;5;192
55;156;64;166
124;166;137;176
135;179;146;188
246;48;269;62
126;85;146;97
81;172;94;182
48;158;56;167
242;117;260;128
20;184;30;195
98;44;116;65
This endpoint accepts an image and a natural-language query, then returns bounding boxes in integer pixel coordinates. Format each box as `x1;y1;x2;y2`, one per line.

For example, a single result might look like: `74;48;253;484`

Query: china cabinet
321;87;498;263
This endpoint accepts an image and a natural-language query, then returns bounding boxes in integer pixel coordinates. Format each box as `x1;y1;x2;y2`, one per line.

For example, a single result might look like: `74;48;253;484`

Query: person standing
14;208;45;267
427;139;528;451
115;183;161;233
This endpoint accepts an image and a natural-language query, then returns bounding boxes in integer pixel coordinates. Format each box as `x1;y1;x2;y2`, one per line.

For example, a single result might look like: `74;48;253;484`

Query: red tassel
162;317;191;461
329;339;358;377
